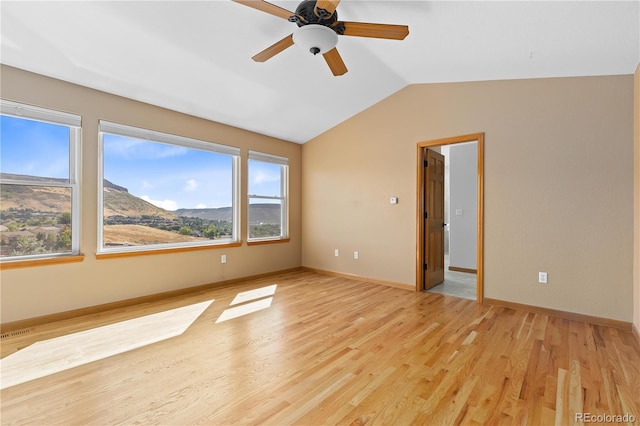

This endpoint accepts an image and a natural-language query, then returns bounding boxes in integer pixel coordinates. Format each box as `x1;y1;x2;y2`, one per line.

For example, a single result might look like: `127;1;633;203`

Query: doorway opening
416;133;484;302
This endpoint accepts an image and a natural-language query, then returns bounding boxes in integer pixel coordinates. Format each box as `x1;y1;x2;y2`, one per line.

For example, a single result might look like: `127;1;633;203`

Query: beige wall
302;75;634;322
2;66;635;325
634;64;640;334
0;65;302;324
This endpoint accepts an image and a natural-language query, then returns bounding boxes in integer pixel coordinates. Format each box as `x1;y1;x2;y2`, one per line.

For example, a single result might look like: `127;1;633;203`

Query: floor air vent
0;328;32;340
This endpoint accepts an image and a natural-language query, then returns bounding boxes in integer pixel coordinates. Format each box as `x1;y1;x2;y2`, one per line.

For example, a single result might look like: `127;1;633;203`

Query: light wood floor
1;270;639;425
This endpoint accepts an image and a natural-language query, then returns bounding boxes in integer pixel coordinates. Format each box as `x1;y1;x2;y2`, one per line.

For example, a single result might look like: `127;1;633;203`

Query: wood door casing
424;148;445;290
415;132;484;303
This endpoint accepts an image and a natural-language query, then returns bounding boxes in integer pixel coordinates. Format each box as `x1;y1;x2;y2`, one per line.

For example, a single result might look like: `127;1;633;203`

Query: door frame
416;133;485;302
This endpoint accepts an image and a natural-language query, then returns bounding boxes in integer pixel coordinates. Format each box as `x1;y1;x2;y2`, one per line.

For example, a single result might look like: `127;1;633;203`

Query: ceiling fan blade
252;34;294;62
322;47;348;76
232;0;296;20
315;0;340;18
339;21;409;40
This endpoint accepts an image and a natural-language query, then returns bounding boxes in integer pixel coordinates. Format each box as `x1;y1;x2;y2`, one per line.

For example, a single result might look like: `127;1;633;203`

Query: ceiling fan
232;0;409;76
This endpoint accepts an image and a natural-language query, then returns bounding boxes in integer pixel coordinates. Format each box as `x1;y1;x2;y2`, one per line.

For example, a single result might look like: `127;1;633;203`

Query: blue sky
1;115;282;211
103;133;235;210
1;115;70;179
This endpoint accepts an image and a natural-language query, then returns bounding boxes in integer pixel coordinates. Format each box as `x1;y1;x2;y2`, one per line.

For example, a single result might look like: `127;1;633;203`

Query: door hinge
424;263;428;270
424;160;429;167
425;211;428;219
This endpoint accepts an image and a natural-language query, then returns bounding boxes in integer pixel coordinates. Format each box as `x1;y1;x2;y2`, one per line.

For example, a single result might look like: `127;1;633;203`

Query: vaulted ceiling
1;1;638;143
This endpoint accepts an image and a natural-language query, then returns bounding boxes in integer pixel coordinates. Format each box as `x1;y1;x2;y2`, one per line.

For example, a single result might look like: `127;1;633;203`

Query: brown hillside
103;187;176;219
0;184;71;211
175;204;280;224
103;225;206;246
1;176;175;219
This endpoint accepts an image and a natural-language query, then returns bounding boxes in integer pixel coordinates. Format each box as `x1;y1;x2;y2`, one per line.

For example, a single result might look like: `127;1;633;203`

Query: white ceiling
1;1;638;143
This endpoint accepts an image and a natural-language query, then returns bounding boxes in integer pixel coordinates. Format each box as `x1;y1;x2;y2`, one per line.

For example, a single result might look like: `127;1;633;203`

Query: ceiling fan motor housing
290;0;345;34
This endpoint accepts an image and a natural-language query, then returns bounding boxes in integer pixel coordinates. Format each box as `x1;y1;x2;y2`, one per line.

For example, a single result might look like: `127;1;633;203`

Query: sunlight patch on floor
216;297;273;323
216;284;277;323
230;284;277;306
0;299;213;390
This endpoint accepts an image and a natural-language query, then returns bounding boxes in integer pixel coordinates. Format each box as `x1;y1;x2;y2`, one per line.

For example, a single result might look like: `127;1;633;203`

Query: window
248;151;288;242
98;121;240;254
0;100;81;261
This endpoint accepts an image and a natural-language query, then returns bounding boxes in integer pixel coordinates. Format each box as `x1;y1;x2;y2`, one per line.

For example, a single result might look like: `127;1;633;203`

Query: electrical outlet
335;249;339;257
354;251;359;260
221;254;227;264
538;272;547;284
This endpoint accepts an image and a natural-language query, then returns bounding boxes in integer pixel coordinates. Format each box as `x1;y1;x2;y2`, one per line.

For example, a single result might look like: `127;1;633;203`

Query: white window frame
0;100;82;261
247;151;289;242
98;121;240;254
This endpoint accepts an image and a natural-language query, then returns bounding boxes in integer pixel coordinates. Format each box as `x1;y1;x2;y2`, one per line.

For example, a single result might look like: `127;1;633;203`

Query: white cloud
185;179;198;192
141;195;178;211
104;137;188;160
195;203;207;209
252;170;279;184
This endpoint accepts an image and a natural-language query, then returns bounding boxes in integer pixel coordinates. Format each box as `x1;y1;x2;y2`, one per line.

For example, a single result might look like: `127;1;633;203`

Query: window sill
95;241;243;260
0;254;85;270
247;238;290;246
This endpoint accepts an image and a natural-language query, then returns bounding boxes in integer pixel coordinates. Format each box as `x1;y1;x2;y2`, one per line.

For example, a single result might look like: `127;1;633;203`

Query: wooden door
424;148;445;290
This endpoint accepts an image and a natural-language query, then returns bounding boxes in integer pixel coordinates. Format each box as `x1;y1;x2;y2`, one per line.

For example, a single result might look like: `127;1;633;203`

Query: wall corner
634;63;640;335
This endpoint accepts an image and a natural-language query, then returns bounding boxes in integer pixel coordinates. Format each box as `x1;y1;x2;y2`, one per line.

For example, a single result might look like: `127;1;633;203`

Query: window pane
0;184;73;257
102;133;235;250
248;160;281;197
0;105;78;261
248;199;282;239
247;155;287;241
0;115;70;181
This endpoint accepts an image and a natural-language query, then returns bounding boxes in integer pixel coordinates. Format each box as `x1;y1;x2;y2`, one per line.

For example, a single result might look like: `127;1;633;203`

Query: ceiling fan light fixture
293;24;338;55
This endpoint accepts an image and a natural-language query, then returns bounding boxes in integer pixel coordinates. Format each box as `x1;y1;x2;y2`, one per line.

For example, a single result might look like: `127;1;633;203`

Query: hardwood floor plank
1;271;639;425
